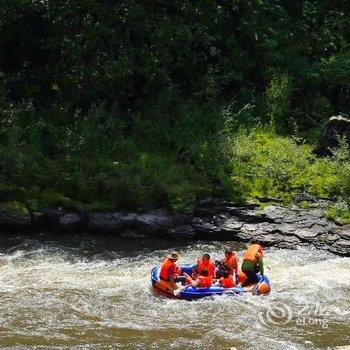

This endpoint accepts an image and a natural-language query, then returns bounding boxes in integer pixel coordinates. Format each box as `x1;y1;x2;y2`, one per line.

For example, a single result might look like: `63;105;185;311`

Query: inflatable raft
151;264;271;300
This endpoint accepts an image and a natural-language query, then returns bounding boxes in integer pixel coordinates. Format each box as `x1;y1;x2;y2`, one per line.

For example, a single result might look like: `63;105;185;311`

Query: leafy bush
229;128;349;203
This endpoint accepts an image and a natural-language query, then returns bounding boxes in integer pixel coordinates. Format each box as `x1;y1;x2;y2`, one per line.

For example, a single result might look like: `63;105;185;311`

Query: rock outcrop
0;200;349;256
317;115;350;155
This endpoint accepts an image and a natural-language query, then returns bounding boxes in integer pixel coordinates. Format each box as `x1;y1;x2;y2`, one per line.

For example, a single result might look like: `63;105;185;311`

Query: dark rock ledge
0;200;349;256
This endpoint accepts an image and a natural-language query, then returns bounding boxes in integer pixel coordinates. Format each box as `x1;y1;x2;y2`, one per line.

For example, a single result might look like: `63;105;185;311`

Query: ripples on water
0;233;349;349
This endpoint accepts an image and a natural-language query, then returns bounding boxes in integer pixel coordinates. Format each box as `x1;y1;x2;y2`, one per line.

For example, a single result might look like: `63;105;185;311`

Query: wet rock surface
0;200;349;256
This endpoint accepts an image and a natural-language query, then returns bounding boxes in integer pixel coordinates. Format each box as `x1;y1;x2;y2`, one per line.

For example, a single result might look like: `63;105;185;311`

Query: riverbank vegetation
0;1;349;220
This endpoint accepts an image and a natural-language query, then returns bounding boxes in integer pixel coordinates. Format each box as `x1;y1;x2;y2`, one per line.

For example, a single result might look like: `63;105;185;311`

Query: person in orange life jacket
241;241;265;287
191;253;215;278
184;268;213;288
219;269;235;288
222;249;239;276
159;252;186;284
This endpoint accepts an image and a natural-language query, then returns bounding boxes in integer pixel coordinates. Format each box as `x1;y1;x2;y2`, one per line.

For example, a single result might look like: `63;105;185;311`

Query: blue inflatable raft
151;263;271;300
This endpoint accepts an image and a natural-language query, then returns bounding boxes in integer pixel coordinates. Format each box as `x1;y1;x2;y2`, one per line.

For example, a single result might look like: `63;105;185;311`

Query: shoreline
0;199;349;256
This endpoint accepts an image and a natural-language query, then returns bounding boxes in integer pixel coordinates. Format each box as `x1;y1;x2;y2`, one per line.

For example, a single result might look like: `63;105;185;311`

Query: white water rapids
0;233;349;349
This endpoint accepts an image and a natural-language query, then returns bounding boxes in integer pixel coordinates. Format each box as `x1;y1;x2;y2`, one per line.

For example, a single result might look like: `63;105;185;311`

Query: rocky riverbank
0;199;349;256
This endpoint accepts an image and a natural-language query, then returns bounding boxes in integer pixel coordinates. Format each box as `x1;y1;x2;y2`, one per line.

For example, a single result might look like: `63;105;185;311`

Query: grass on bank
0;128;349;222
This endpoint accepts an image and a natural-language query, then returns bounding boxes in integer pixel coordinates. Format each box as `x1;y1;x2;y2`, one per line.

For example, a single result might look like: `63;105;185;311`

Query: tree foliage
0;1;349;211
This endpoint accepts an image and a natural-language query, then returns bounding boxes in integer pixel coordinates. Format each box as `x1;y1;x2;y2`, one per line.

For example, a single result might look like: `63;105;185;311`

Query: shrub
228;128;349;203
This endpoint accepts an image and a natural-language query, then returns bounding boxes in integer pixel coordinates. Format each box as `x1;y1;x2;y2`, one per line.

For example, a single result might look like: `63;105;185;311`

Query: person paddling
241;241;265;286
159;252;186;284
191;253;215;278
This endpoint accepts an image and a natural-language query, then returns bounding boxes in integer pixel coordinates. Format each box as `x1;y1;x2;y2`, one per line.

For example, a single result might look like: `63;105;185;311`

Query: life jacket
236;270;247;284
223;253;238;275
174;265;182;276
160;258;177;281
243;244;264;263
196;258;215;277
219;276;235;288
196;275;213;288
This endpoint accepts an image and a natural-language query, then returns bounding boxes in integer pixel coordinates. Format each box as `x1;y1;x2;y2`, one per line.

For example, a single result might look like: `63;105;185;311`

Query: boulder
88;212;125;234
316;115;350;155
44;209;65;227
0;201;32;230
218;218;244;232
135;210;174;234
59;213;84;232
169;225;197;239
261;205;287;223
191;218;220;234
327;239;350;256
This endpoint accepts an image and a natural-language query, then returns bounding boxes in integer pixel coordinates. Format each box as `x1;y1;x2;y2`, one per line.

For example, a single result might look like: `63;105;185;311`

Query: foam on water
0;235;349;349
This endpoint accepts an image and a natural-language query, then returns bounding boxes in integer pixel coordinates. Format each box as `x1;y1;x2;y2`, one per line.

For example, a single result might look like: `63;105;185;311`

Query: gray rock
44;209;65;227
219;218;244;232
335;225;350;240
213;213;230;226
317;115;350;156
327;239;350;256
227;208;267;223
169;225;197;239
315;232;340;244
274;236;306;249
122;213;137;227
254;233;283;246
59;213;83;232
191;218;220;234
88;212;124;233
262;205;287;223
293;228;321;241
0;201;32;230
135;210;174;234
174;213;192;226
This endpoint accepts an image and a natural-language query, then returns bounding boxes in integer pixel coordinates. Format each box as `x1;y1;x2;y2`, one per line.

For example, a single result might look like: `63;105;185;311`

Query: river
0;233;349;349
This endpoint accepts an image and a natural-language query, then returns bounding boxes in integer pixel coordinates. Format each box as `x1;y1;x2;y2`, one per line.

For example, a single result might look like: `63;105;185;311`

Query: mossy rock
0;201;32;229
39;189;73;210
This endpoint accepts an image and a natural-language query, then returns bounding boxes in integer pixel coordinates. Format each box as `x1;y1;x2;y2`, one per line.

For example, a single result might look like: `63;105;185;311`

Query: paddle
173;285;189;297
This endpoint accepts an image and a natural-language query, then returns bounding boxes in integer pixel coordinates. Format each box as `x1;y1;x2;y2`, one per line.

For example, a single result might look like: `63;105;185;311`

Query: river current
0;233;349;349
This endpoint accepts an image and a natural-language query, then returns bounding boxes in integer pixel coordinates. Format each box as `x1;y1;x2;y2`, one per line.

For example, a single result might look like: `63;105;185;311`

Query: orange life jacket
196;275;213;288
174;265;182;276
219;276;235;288
160;258;178;280
243;244;264;263
223;253;238;275
196;258;215;277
